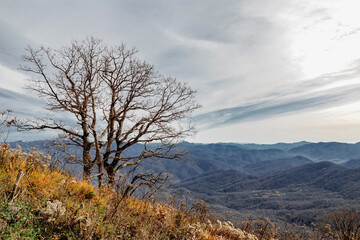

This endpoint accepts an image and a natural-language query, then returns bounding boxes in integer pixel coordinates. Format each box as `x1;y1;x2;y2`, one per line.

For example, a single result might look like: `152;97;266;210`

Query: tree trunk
82;143;92;182
108;173;115;187
104;163;116;187
83;161;92;182
97;160;103;188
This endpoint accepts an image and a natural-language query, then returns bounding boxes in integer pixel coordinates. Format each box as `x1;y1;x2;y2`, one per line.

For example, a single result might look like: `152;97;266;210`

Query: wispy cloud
0;88;44;117
196;65;360;129
196;87;359;129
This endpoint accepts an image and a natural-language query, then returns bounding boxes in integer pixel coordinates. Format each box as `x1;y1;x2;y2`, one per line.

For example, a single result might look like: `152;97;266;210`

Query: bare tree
19;38;200;187
315;210;360;240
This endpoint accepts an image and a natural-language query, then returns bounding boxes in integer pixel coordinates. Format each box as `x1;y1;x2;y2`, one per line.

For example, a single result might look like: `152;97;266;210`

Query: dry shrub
207;219;258;240
314;210;360;240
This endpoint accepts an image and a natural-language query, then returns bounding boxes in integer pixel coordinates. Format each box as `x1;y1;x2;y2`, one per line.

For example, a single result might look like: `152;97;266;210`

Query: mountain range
8;140;360;225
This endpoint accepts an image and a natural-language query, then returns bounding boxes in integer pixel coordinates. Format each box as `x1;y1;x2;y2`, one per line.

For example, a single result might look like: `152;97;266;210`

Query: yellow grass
0;143;258;239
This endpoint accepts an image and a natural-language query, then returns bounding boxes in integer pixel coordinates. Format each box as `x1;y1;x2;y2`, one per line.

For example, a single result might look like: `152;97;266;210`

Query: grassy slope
0;144;257;240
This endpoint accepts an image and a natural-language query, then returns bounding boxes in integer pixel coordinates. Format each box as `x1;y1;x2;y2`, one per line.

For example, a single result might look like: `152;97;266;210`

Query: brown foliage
315;210;360;240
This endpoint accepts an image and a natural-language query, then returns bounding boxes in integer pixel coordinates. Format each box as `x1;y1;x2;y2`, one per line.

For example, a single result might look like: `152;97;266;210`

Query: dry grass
3;143;357;239
0;144;259;239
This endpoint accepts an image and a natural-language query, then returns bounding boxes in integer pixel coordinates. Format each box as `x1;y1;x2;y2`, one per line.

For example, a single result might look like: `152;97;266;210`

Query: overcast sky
1;0;360;143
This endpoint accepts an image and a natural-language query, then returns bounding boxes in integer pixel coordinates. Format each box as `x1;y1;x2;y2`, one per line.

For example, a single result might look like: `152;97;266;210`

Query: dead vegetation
0;144;259;239
1;144;358;239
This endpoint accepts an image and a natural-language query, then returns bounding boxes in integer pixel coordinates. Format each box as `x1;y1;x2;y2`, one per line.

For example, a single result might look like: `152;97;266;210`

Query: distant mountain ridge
175;161;360;225
240;141;310;151
242;156;313;175
175;161;356;197
8;140;360;225
288;142;360;163
341;158;360;169
9;140;360;180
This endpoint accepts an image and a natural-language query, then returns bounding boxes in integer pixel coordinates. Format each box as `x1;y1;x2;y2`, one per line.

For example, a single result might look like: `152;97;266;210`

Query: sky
1;0;360;143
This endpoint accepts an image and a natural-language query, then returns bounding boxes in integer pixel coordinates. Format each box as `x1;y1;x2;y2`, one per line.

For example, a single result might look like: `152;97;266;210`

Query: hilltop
0;144;258;239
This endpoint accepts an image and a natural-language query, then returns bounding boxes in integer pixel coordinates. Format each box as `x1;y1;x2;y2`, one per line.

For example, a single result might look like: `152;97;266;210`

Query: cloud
0;87;79;141
196;65;360;129
0;19;32;70
0;0;295;110
196;88;358;129
0;88;44;117
1;0;360;143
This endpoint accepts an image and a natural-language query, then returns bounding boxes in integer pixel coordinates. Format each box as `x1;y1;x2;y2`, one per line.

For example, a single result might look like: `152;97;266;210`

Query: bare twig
9;170;24;202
